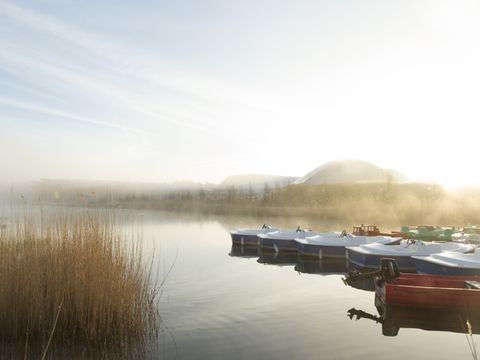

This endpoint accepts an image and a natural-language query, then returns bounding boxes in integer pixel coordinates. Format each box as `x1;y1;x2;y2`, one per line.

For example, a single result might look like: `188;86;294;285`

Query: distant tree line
25;180;480;227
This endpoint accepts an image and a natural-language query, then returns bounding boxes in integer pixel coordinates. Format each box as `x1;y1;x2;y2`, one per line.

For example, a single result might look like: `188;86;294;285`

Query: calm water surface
135;211;479;360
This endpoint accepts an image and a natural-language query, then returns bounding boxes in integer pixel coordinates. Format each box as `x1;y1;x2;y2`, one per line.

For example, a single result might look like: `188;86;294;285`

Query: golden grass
0;208;159;354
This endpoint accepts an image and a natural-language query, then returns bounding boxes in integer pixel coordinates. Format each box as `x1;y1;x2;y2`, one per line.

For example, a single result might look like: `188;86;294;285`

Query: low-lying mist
4;180;480;229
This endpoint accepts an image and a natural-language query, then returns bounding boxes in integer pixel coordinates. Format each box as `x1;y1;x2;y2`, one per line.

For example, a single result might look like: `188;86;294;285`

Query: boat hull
296;242;346;258
260;237;297;251
375;273;480;308
413;257;480;276
346;249;416;271
230;233;260;246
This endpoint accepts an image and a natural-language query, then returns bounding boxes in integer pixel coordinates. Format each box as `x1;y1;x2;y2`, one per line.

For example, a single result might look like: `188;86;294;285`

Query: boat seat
423;243;442;253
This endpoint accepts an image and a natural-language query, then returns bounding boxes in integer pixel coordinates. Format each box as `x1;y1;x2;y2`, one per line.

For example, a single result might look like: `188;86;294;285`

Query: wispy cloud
0;43;216;134
0;96;146;136
0;0;246;136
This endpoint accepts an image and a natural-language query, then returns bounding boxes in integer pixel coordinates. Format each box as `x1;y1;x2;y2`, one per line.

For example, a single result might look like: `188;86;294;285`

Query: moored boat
296;234;401;259
258;227;316;251
412;248;480;276
229;224;277;246
294;231;343;257
352;224;406;238
346;240;474;270
400;225;456;241
344;258;480;308
375;267;480;308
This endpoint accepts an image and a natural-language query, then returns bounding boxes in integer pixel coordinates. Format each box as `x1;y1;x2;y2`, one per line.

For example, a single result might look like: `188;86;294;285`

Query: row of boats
229;224;479;276
229;243;480;336
229;224;480;337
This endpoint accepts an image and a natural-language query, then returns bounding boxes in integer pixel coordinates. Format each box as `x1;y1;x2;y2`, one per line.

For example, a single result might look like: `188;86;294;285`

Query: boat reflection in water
257;248;298;266
342;267;377;292
295;256;348;275
343;277;375;292
229;245;371;285
229;244;260;258
347;297;480;336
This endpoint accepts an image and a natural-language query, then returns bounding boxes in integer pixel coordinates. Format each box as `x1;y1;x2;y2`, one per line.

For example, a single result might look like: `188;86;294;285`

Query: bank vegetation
0;208;159;357
31;181;480;227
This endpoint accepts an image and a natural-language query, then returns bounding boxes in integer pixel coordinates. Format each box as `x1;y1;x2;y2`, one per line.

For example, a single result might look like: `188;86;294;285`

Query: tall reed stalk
0;207;159;352
466;320;478;360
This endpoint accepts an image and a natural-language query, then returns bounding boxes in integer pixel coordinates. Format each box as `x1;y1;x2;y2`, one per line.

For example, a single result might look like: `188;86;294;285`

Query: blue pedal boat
229;224;277;246
346;240;474;271
296;234;401;259
413;248;480;276
258;227;316;251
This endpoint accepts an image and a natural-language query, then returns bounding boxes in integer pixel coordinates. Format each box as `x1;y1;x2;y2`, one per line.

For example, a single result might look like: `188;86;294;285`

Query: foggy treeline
8;179;480;228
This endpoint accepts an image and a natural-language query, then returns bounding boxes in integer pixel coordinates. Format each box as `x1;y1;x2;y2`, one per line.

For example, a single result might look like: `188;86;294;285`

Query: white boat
258;227;317;251
413;248;480;276
229;224;277;246
296;234;402;259
346;240;475;270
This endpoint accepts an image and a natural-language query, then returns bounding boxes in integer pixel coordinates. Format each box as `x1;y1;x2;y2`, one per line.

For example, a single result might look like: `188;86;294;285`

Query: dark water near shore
136;211;479;360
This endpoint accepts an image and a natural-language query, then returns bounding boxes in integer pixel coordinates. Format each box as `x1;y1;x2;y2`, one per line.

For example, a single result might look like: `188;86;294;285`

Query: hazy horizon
1;1;479;188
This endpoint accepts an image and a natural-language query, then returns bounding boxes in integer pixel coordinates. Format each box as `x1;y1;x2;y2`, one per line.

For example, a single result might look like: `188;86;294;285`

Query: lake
134;210;478;360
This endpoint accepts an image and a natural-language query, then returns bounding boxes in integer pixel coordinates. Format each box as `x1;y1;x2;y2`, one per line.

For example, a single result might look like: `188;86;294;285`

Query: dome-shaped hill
295;160;407;185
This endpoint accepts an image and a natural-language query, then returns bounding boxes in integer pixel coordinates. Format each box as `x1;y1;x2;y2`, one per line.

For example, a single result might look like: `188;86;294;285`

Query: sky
1;0;479;188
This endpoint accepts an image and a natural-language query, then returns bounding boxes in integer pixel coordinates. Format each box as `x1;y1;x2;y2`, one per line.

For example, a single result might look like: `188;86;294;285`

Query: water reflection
342;268;376;292
295;257;348;275
229;244;373;285
347;297;480;337
257;249;298;266
343;277;375;292
229;244;260;258
229;244;375;283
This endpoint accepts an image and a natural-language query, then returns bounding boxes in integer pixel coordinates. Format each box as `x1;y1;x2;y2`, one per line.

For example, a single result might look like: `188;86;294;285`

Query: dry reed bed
0;208;159;351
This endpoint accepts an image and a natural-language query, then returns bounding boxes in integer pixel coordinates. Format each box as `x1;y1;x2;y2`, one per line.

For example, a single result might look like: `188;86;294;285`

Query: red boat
373;259;480;308
352;224;407;238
